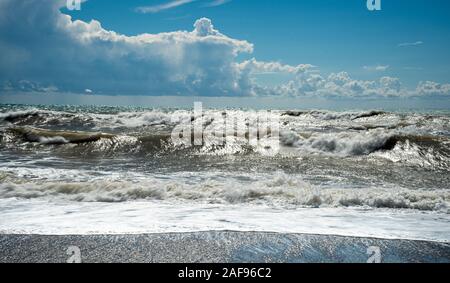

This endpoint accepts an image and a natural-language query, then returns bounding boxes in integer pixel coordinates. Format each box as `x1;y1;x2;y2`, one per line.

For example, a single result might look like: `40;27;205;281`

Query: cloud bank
0;0;448;98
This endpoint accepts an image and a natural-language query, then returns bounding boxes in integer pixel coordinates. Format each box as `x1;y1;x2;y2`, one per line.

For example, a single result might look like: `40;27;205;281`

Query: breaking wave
0;174;448;213
282;110;387;120
280;129;394;155
0;108;190;131
2;125;450;171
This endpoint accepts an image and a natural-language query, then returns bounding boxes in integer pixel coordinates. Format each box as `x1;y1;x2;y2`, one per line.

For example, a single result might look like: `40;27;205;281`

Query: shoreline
1;231;449;263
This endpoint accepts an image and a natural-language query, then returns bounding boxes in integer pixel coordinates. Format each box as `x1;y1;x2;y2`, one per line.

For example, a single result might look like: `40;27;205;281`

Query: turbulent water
0;104;449;240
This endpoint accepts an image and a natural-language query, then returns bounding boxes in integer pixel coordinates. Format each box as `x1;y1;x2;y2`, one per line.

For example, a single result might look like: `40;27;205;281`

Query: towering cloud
0;0;253;96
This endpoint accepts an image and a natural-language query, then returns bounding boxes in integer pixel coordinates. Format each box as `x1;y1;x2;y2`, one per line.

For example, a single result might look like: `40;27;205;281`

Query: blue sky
0;0;449;101
64;0;450;88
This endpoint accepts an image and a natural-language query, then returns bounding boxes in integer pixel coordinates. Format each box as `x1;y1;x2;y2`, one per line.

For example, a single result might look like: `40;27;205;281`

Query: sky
0;0;450;106
64;0;450;86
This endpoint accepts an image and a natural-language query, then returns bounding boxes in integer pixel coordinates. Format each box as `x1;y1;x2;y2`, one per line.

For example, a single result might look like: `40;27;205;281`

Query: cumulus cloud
239;59;315;75
0;0;448;98
269;72;405;98
0;0;254;96
416;81;450;96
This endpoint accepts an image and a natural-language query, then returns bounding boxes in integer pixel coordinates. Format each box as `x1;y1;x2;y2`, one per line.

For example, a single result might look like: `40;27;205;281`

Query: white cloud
398;41;423;47
363;65;389;72
0;0;447;98
136;0;197;14
239;59;315;75
0;1;253;96
267;72;406;98
416;81;450;96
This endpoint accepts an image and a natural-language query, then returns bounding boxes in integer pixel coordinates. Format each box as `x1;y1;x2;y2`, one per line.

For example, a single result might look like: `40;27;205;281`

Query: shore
1;231;449;263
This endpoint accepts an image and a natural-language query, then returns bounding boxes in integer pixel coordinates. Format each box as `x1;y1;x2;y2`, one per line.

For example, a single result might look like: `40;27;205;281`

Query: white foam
0;198;449;242
0;170;448;212
372;140;449;169
283;129;393;156
38;136;69;144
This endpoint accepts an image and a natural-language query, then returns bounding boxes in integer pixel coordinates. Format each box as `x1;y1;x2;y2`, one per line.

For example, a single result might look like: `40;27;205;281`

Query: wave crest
0;175;448;213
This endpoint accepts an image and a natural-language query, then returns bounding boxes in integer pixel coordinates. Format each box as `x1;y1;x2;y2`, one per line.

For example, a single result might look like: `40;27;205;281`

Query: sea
0;104;449;242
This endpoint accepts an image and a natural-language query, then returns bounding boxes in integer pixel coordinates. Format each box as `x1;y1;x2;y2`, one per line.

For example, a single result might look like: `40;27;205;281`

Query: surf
9;126;116;144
